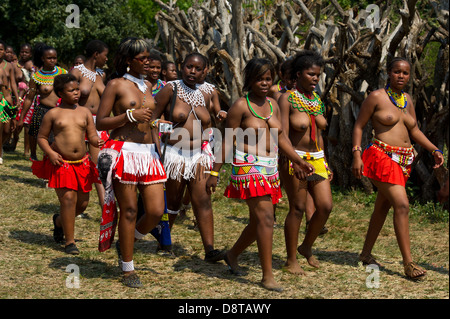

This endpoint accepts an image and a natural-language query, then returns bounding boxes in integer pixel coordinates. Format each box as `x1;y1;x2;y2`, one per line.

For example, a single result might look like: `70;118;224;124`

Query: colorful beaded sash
231;150;279;189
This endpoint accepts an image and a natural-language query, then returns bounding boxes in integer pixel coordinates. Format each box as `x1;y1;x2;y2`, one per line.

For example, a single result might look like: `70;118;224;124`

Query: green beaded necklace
246;93;273;121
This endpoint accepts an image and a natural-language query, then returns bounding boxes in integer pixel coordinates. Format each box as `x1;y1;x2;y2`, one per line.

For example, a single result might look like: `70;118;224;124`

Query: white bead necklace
198;81;215;95
74;64;98;82
170;80;205;108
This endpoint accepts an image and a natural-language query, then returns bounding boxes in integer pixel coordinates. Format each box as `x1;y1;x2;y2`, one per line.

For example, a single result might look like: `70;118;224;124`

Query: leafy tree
0;0;150;67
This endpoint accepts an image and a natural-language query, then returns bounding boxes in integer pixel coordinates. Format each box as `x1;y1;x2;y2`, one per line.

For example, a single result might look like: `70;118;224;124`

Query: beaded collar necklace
288;87;324;116
385;84;407;112
123;73;148;94
169;79;205;108
288;87;325;144
32;66;67;85
198;81;215;95
74;64;97;82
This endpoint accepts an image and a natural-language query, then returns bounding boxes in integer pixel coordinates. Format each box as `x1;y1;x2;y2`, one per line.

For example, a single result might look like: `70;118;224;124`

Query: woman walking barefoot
207;58;314;292
352;57;444;280
278;50;333;275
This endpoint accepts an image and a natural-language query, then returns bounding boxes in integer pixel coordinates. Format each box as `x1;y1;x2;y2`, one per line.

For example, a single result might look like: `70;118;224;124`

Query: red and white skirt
111;141;167;185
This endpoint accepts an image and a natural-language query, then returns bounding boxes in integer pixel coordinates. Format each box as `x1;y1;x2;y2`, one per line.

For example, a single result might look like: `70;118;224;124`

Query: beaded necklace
169;80;205;108
385;84;407;112
288;88;325;145
246;94;273;121
198;81;215;95
74;64;97;82
152;79;166;97
32;66;67;85
277;80;287;92
288;88;324;116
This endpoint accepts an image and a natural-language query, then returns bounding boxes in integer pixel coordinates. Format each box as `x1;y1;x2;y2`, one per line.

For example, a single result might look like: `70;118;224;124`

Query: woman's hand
432;150;444;169
206;175;218;195
292;159;315;180
48;151;63;166
352;155;364;179
130;108;153;123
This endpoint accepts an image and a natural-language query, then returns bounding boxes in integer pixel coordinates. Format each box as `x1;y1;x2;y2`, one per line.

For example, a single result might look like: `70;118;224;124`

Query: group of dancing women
0;37;444;291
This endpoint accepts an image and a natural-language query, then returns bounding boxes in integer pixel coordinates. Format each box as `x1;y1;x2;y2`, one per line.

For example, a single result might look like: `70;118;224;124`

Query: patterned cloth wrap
362;137;414;187
224;149;282;204
0;97;17;123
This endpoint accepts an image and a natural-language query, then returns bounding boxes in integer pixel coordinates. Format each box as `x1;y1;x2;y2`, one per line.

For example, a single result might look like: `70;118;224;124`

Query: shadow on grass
9;230;123;279
48;256;119;279
171;253;254;286
10;229;86;255
314;249;449;278
29;203;59;215
0;173;46;187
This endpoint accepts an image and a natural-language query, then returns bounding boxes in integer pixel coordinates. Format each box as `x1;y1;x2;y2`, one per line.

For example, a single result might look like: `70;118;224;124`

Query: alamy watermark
365;264;380;289
65;4;80;28
66;264;80;288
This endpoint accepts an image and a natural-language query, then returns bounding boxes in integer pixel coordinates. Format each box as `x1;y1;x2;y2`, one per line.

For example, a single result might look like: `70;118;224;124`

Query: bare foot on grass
298;244;319;268
283;260;306;275
261;278;283;292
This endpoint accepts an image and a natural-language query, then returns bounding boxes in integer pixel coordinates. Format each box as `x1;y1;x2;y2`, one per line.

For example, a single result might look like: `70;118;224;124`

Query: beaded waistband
371;138;413;155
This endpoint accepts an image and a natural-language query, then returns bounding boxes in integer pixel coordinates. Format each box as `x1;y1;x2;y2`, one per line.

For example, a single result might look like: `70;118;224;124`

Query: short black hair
85;40;108;58
182;52;207;69
53;74;78;98
290;50;324;81
387;57;411;72
33;42;56;68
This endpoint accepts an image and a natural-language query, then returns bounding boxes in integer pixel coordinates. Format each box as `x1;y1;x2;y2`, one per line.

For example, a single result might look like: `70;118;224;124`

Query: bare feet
298;244;319;268
261;278;283;292
283;260;306;276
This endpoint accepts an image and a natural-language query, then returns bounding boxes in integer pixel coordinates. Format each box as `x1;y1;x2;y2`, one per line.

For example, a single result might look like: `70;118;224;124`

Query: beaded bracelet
432;149;443;155
209;171;219;177
352;146;362;153
151;119;160;128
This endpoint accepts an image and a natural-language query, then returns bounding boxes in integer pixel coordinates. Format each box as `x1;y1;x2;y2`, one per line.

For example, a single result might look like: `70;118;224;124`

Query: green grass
0;131;448;299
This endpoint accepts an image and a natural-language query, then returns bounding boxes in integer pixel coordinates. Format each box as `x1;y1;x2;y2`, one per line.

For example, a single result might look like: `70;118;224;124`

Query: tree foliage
0;0;150;67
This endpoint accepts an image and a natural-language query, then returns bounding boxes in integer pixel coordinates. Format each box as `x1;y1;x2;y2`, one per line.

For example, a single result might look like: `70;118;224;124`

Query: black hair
113;37;150;77
243;58;275;92
280;57;294;76
387;57;411;72
290;50;324;81
149;49;162;62
53;73;78;98
85;40;108;58
0;40;6;50
20;43;32;51
162;60;176;70
32;43;56;68
182;52;207;69
74;55;86;62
